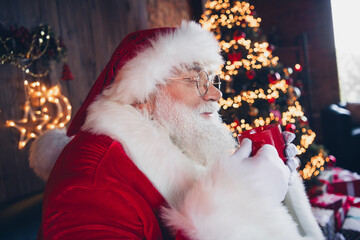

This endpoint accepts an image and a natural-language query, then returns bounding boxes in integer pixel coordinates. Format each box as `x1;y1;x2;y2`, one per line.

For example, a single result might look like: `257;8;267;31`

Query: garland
0;24;68;78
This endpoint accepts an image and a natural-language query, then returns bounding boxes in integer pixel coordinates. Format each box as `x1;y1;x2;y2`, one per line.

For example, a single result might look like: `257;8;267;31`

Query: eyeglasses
168;70;221;96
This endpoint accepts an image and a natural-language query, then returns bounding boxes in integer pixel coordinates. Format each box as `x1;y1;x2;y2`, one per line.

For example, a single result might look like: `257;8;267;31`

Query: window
331;0;360;103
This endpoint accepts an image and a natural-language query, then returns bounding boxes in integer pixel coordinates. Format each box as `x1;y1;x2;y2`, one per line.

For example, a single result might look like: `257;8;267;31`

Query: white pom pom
29;128;72;181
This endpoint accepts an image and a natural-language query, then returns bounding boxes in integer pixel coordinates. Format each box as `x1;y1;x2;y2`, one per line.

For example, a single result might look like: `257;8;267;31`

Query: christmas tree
200;0;331;180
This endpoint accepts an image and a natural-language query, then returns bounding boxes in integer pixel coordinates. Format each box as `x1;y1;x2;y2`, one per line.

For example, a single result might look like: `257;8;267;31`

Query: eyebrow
187;65;214;75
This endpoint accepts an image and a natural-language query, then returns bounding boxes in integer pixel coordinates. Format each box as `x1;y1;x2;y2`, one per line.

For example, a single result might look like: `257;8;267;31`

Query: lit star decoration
5;80;72;149
201;0;329;180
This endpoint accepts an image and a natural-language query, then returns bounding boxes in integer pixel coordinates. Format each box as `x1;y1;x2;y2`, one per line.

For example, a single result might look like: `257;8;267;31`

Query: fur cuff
29;128;72;181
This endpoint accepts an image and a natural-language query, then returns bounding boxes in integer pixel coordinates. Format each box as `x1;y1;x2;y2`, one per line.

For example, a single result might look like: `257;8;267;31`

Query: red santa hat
67;21;223;136
29;21;223;180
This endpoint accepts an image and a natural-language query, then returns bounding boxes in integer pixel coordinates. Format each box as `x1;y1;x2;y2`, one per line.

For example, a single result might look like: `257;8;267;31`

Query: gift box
319;167;360;197
311;207;336;240
341;207;360;239
310;193;347;211
348;196;360;208
310;193;350;231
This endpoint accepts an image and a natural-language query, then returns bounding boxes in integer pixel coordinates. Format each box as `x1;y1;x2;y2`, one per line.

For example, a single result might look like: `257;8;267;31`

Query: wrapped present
311;207;336;240
310;193;350;231
348;196;360;208
319;167;360;197
310;193;347;211
341;207;360;239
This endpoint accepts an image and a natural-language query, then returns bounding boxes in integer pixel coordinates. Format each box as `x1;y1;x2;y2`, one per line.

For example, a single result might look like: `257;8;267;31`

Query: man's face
162;68;223;119
150;68;236;165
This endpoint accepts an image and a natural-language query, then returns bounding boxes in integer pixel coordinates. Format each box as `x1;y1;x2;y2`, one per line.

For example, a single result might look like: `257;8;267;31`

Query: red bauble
267;97;275;104
295;64;303;72
233;30;246;41
228;52;242;63
268;72;281;84
245;69;256;80
285;123;296;132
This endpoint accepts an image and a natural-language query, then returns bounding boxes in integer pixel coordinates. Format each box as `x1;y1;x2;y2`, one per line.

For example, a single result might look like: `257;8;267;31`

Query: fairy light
5;80;72;149
300;151;328;180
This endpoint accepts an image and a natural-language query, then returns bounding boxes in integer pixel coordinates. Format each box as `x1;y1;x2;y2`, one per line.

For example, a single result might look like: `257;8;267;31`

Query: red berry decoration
245;69;256;80
285;123;296;133
267;72;281;84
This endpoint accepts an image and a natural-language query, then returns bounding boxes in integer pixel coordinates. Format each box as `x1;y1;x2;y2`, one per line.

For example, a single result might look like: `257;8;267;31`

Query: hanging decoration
0;24;68;77
1;24;73;149
5;80;72;149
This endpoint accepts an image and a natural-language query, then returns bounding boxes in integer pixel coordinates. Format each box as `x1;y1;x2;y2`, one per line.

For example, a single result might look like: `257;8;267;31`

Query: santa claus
30;21;323;239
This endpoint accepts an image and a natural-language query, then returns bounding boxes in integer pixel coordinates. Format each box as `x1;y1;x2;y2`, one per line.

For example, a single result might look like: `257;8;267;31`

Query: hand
229;138;290;203
283;131;300;185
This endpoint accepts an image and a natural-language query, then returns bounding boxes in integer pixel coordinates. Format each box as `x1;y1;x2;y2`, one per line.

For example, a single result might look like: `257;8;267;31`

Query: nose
203;83;222;101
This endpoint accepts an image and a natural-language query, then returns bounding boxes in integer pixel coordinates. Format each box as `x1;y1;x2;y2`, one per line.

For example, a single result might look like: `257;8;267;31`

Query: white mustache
194;102;220;114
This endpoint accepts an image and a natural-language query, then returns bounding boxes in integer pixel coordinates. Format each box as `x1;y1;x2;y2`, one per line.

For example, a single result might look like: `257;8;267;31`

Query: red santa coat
35;98;324;240
38;131;176;239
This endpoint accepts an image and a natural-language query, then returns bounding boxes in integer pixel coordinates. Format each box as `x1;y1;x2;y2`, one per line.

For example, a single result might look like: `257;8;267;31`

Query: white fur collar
82;97;206;206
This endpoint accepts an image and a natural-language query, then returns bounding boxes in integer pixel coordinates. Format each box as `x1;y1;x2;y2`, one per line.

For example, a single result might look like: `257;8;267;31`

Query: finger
283;131;296;144
285;143;299;159
255;144;278;157
286;157;299;173
233;138;252;160
288;172;299;186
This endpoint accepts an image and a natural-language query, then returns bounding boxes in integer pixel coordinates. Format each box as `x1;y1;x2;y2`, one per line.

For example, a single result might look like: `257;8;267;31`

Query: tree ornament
295;63;303;72
285;123;296;133
293;86;301;99
327;155;336;169
61;63;74;81
233;30;246;41
249;107;259;116
267;97;275;105
246;69;256;80
228;52;242;63
300;116;308;125
267;71;281;84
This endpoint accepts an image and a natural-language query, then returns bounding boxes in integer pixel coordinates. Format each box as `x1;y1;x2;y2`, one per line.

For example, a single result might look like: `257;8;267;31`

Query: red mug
237;124;287;163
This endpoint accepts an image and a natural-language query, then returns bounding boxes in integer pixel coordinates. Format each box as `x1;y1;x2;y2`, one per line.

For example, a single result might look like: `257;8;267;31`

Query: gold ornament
249;106;259;116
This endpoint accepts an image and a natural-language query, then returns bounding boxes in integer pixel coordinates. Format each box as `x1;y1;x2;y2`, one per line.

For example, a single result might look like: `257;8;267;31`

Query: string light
5;80;72;149
0;24;66;78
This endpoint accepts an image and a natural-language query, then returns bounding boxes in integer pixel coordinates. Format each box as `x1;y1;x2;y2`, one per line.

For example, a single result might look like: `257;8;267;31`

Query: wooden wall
0;0;148;204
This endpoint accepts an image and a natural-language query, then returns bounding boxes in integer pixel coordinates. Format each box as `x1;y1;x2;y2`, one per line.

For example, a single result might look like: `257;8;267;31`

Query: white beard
152;91;237;166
